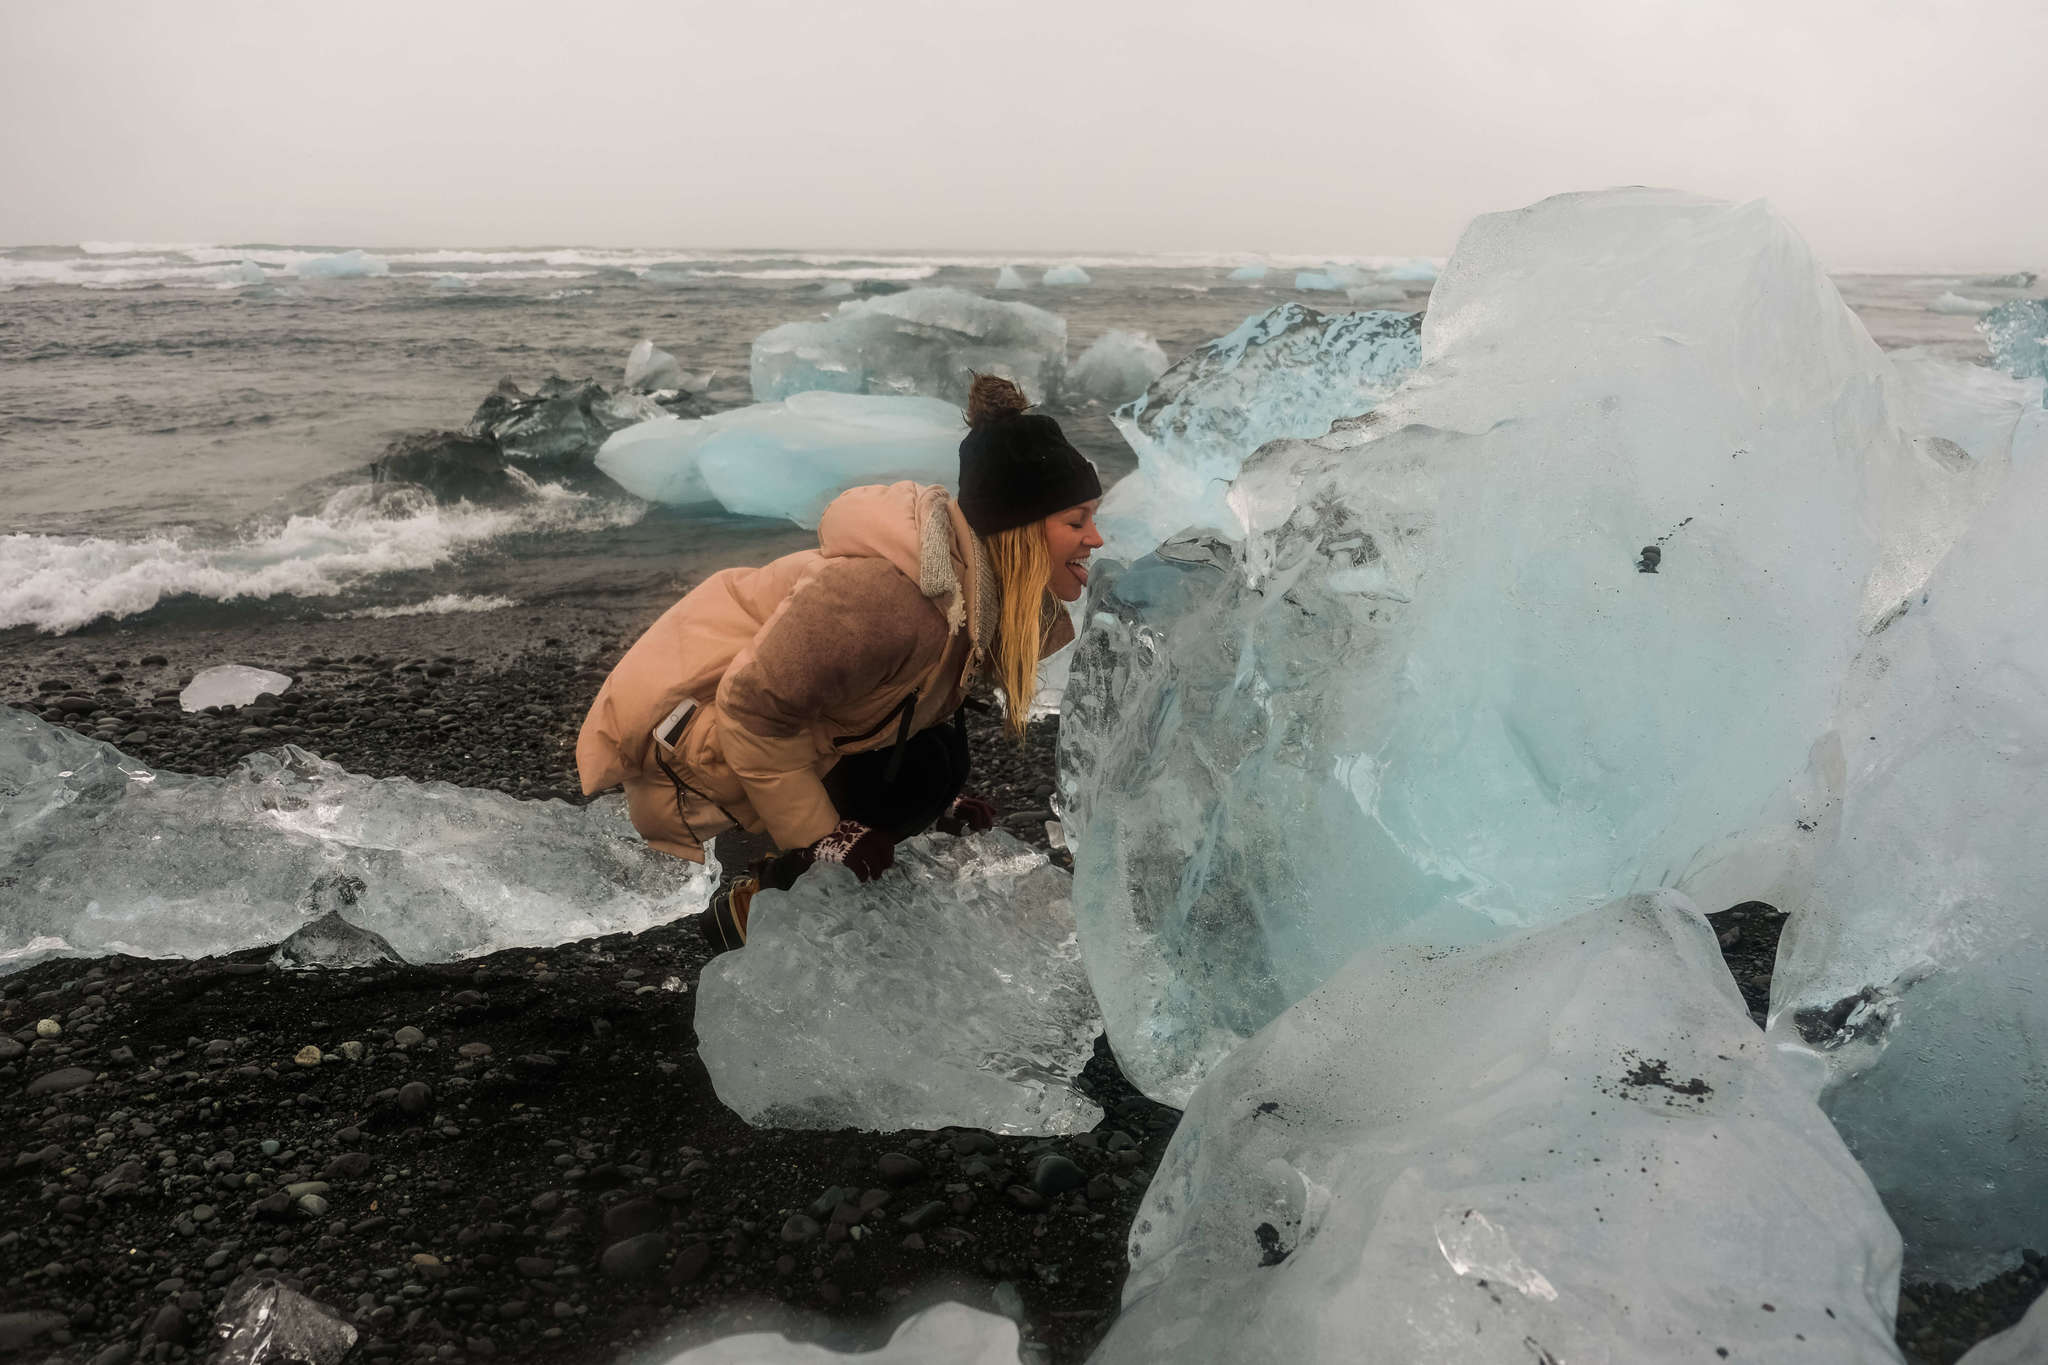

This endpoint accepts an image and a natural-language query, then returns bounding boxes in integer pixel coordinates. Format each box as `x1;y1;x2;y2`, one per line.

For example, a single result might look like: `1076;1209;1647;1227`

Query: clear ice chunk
1097;303;1419;558
1958;1290;2048;1365
430;273;471;291
1226;264;1268;283
658;1302;1021;1364
597;393;963;527
292;249;388;279
1980;298;2048;382
1059;189;1972;1104
695;832;1103;1135
0;708;715;971
1091;893;1905;1365
1291;269;1345;291
624;338;685;392
993;265;1025;290
1066;330;1169;405
750;287;1066;408
181;664;293;712
1768;406;2048;1284
1041;264;1091;287
271;876;408;970
209;1273;359;1365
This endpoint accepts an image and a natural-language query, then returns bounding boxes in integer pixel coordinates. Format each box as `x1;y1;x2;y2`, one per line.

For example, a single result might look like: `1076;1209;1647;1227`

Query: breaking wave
337;593;522;619
0;482;638;635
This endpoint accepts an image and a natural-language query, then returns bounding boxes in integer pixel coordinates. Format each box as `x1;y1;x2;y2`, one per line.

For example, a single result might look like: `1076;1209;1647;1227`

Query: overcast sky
2;0;2040;269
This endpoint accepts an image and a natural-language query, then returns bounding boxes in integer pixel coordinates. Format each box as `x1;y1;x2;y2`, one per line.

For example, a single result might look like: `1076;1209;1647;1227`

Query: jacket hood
816;481;991;648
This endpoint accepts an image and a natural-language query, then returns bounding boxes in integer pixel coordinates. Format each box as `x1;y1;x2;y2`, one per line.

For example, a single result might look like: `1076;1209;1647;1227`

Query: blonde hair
984;521;1053;744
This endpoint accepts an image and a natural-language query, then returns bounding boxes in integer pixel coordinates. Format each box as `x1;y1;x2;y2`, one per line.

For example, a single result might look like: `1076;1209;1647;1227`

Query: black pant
759;715;970;890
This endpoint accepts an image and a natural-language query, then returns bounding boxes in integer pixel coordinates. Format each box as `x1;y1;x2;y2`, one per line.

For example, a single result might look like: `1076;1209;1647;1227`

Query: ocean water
0;242;2022;639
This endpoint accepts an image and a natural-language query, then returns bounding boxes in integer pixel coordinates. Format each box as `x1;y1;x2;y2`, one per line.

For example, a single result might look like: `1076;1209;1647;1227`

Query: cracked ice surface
750;287;1066;408
1059;190;1975;1103
695;832;1103;1136
1097;303;1419;559
0;708;715;971
1980;297;2048;382
1768;406;2048;1284
1090;893;1904;1365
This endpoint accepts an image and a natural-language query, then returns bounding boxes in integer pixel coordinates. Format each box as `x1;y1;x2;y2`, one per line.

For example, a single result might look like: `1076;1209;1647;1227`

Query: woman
575;374;1103;950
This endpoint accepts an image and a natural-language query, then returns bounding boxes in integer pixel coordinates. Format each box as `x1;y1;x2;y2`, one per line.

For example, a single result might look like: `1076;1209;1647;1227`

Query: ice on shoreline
180;664;293;712
0;708;715;972
1061;190;1974;1104
1066;331;1169;405
750;287;1066;408
695;833;1103;1135
1091;893;1904;1365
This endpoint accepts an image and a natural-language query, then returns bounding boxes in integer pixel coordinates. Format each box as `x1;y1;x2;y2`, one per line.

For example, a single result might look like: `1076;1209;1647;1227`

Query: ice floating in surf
751;286;1065;407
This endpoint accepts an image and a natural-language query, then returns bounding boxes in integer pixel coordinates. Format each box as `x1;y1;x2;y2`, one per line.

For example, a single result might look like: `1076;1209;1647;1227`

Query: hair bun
966;373;1030;430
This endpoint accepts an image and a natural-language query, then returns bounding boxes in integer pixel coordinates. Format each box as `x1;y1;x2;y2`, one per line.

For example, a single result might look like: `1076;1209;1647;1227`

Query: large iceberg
695;833;1102;1135
750;287;1066;408
1096;303;1420;558
1066;330;1169;405
1090;893;1905;1365
596;392;963;527
1980;297;2048;382
1059;189;1971;1103
1885;348;2044;466
1767;406;2048;1284
0;708;715;970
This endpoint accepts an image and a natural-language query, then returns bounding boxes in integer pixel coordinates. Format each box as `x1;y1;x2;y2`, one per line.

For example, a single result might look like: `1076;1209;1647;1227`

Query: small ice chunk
1097;303;1419;558
181;665;292;712
1928;289;1996;316
624;338;685;392
751;286;1066;407
1343;282;1405;305
818;280;855;297
1292;269;1346;291
293;249;389;279
1375;257;1440;282
598;392;962;526
993;265;1026;290
223;260;267;286
1226;264;1268;282
695;832;1103;1135
1091;893;1903;1365
0;707;716;970
1959;1290;2048;1365
430;273;470;291
1066;330;1169;405
271;876;408;970
210;1273;359;1365
1041;263;1091;287
1981;298;2048;380
658;1302;1022;1364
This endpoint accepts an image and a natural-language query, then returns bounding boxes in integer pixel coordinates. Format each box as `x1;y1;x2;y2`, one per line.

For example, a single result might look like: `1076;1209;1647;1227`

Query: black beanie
957;374;1102;536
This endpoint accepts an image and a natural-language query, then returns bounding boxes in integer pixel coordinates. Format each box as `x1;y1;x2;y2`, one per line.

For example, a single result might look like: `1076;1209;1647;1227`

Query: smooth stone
34;1020;61;1039
293;1046;321;1067
1032;1154;1086;1195
897;1200;947;1231
395;1081;433;1116
0;1312;67;1351
601;1198;664;1240
259;1140;281;1157
600;1233;667;1280
24;1067;96;1097
780;1215;821;1243
392;1026;425;1048
297;1194;329;1216
877;1152;926;1185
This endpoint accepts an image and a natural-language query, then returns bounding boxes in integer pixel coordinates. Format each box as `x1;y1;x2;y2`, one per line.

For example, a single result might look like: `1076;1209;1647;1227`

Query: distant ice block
1041;264;1091;287
430;273;471;291
751;287;1066;407
293;250;390;279
993;265;1025;290
1292;269;1345;291
1768;407;2048;1284
181;664;293;712
695;833;1103;1135
1060;189;1974;1104
659;1302;1021;1364
1958;1291;2048;1365
224;260;267;286
1097;303;1420;558
1225;264;1267;282
1981;298;2048;381
624;338;684;392
1091;893;1905;1365
1928;290;1995;316
1066;330;1169;405
0;708;716;970
597;392;962;526
1343;282;1405;305
1375;256;1440;283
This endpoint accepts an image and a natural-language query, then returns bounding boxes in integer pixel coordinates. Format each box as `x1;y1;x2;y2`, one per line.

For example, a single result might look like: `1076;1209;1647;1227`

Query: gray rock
0;1311;67;1353
780;1215;821;1243
898;1200;947;1231
599;1232;667;1280
1032;1153;1085;1195
877;1152;926;1185
395;1081;433;1116
601;1197;663;1239
24;1066;96;1097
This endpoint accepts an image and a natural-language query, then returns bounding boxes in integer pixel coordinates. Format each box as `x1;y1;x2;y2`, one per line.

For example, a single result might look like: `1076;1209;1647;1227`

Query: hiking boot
700;874;758;954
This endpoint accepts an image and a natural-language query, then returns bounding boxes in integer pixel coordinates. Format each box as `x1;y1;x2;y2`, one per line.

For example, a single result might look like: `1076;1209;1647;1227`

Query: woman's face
1043;500;1105;603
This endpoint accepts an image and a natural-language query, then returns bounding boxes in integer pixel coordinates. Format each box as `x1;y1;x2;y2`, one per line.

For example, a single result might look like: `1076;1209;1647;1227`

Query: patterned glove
937;793;998;836
806;819;896;883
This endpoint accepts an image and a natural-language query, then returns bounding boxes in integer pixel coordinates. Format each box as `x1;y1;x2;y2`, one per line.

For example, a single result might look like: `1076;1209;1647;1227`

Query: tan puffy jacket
576;481;1073;862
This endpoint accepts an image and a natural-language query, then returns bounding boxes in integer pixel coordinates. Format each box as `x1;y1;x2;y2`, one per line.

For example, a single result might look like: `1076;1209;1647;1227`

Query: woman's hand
937;793;998;836
803;819;897;883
